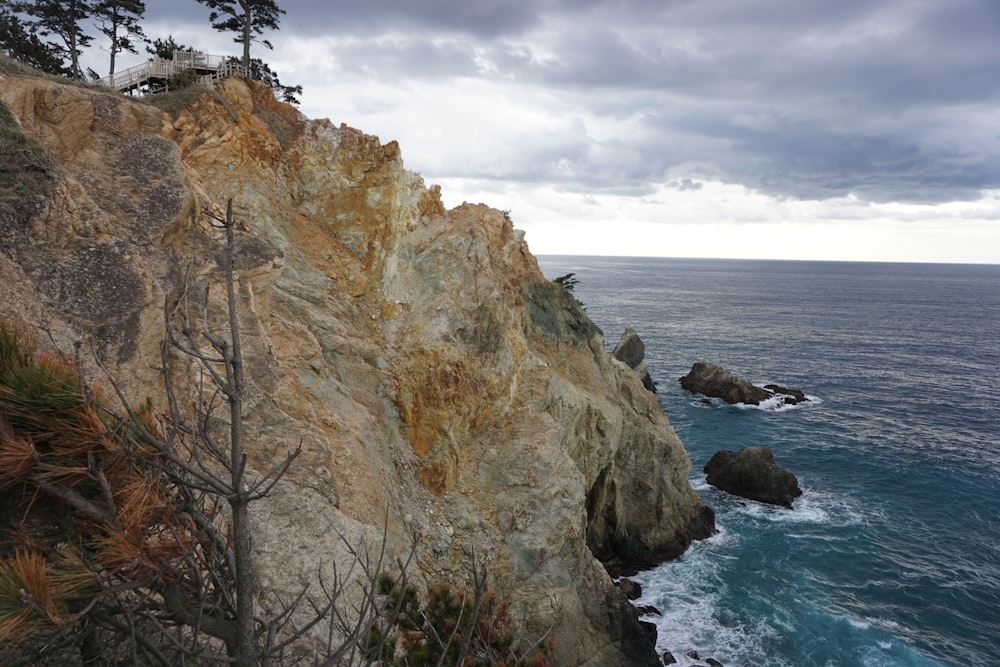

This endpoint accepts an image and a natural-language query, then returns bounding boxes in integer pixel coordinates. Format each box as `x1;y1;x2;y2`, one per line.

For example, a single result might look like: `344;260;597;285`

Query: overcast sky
81;0;1000;263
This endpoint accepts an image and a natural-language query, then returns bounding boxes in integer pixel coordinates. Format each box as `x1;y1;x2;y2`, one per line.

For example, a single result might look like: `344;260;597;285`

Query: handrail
96;50;237;93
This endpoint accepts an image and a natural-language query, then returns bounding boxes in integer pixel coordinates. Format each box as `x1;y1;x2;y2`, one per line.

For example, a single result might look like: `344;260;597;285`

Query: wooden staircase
97;50;242;95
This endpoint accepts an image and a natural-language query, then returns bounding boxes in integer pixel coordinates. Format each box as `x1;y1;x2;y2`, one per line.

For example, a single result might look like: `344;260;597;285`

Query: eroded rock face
703;447;802;508
0;73;712;665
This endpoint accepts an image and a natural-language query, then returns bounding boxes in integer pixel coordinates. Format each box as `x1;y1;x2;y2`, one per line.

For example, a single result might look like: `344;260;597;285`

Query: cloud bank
82;0;1000;261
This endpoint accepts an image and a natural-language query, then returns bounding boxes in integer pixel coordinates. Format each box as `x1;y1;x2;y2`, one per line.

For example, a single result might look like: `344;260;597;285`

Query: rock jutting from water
703;447;802;508
679;361;809;406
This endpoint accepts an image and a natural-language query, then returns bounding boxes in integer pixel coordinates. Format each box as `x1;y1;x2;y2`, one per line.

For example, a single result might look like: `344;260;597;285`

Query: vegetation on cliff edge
0;95;53;233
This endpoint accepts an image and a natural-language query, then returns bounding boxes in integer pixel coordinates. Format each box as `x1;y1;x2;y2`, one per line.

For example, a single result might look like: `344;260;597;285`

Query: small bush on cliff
145;80;241;123
0;97;53;222
552;272;579;292
372;566;554;667
553;272;586;311
163;65;203;91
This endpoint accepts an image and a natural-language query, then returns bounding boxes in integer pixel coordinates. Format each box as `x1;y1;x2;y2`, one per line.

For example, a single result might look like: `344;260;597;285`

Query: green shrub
373;575;554;666
0;99;53;219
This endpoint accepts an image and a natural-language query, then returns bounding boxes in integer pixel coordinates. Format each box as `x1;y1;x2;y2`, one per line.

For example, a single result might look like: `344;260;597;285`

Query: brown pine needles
0;319;186;645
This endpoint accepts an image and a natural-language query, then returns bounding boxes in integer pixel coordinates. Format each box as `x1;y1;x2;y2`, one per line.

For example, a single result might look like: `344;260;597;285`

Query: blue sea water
536;257;1000;667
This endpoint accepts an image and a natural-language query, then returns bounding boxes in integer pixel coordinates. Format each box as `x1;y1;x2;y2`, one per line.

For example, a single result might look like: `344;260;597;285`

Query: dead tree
102;198;415;665
85;199;269;664
0;198;550;666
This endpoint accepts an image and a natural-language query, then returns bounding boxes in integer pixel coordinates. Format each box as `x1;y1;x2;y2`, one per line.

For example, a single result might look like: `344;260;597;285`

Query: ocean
536;256;1000;667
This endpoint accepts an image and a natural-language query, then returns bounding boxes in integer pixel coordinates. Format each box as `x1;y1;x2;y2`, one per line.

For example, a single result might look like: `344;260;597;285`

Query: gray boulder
612;328;656;393
703;447;802;508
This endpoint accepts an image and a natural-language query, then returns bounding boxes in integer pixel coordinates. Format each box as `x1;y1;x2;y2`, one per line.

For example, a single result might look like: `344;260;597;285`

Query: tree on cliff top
92;0;146;78
0;3;67;74
227;54;302;104
195;0;282;76
144;34;189;59
194;0;302;104
8;0;93;78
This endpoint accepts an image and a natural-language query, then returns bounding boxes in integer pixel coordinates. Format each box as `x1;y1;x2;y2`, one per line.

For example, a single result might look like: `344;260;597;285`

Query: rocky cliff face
0;72;712;665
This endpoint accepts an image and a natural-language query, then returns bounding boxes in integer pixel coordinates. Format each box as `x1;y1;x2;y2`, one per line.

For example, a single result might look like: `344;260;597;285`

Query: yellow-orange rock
0;71;712;665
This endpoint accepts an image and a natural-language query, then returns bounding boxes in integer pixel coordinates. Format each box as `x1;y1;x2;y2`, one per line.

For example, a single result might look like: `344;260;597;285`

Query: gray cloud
144;0;552;39
671;179;703;192
129;0;1000;205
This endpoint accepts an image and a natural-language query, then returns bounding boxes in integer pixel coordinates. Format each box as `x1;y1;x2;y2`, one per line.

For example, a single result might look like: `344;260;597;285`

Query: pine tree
0;2;66;73
195;0;283;76
9;0;93;79
229;55;302;105
145;34;189;60
92;0;145;78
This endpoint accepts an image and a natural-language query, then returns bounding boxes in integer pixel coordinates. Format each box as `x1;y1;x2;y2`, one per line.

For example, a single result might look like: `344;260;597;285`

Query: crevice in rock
585;462;617;563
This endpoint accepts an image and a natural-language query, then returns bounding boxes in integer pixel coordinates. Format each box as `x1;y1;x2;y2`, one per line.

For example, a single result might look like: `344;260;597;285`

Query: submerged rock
680;362;808;405
764;383;807;405
703;447;802;508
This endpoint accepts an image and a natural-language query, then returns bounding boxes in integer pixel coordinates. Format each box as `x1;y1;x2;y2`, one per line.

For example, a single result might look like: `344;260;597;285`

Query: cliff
0;71;712;665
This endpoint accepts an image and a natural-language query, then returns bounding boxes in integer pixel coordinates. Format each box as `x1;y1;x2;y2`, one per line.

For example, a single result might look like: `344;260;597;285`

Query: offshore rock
680;361;808;406
703;447;802;508
764;383;808;405
0;72;712;665
612;327;656;392
680;362;770;404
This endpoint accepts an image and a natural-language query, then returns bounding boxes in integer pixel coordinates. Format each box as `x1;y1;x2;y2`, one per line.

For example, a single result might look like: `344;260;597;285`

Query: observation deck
97;51;242;94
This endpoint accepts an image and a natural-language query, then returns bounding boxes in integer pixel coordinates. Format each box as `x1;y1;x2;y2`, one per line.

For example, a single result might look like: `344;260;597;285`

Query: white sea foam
735;388;824;412
865;616;906;632
633;586;730;664
629;530;791;667
631;553;792;667
630;483;912;667
690;392;822;411
714;486;867;528
737;499;817;523
690;473;712;492
793;488;868;526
